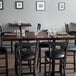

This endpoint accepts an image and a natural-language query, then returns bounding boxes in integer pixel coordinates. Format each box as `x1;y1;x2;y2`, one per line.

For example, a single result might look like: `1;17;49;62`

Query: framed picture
15;1;23;9
36;1;46;11
0;0;3;10
58;2;65;10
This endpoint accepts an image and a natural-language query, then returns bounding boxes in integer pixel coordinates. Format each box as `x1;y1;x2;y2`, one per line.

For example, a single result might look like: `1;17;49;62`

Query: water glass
16;30;20;38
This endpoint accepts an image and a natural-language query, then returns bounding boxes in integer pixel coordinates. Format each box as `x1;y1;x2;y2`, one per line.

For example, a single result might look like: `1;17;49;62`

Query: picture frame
15;1;23;9
58;2;65;11
0;0;3;10
36;1;46;11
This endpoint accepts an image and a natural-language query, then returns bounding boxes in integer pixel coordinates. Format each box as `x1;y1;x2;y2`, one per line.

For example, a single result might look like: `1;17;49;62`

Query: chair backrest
25;30;29;33
65;23;69;34
50;40;68;54
65;23;76;35
70;23;76;32
50;41;68;59
15;42;36;60
37;23;41;31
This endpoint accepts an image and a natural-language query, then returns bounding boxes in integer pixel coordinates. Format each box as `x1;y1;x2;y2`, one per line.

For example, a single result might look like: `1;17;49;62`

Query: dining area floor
0;51;76;76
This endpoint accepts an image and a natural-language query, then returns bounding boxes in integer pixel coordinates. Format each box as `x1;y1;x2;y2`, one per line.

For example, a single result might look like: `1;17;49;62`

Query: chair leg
44;54;47;76
33;59;36;76
15;58;19;76
5;53;8;76
39;48;41;72
63;58;66;76
60;59;63;76
48;58;52;76
51;59;55;76
19;61;22;76
37;51;40;67
15;48;18;75
28;60;32;72
11;41;13;54
73;51;76;72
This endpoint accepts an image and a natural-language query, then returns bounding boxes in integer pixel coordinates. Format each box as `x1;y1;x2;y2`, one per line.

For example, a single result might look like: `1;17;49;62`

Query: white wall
0;0;76;32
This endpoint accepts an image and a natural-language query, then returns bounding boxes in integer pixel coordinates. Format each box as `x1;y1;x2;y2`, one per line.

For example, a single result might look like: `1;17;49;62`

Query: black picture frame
36;1;46;11
15;1;23;9
58;2;65;11
0;0;3;10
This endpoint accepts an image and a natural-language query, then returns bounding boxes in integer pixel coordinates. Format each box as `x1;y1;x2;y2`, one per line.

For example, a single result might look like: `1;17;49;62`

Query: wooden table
8;23;32;37
8;23;32;27
3;33;75;41
3;32;76;75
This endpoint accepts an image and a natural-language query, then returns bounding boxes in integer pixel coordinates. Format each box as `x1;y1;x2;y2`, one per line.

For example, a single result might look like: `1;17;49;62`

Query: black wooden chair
38;30;50;72
0;47;8;76
37;23;41;31
0;26;8;76
44;41;68;76
0;25;13;54
65;23;76;72
15;42;37;76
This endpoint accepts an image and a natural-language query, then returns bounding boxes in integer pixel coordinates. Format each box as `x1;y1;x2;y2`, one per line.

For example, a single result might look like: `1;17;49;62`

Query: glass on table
16;30;20;38
18;21;21;25
22;30;25;37
35;32;38;36
48;29;57;37
53;29;57;35
35;30;39;36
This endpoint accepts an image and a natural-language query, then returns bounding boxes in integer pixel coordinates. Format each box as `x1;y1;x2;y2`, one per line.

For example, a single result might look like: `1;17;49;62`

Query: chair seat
45;51;65;59
21;51;35;61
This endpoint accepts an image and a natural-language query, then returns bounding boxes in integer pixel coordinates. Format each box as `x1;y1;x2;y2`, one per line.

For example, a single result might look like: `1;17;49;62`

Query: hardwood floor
0;51;76;76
